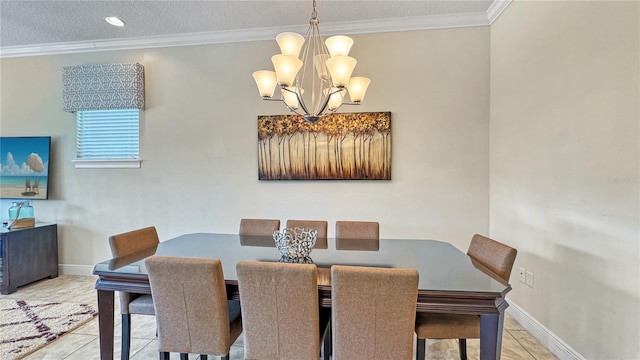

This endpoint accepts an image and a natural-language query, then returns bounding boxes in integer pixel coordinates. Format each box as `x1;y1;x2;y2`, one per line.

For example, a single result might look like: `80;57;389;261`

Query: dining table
93;233;512;360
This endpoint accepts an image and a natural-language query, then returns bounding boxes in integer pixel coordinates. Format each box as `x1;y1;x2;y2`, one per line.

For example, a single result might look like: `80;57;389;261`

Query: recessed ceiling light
105;16;125;27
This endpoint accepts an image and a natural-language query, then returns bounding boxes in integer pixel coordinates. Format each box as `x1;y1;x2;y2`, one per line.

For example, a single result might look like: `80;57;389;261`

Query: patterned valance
62;63;145;112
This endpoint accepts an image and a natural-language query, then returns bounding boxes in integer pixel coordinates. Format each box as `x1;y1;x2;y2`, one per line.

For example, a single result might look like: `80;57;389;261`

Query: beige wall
490;1;639;358
0;27;490;265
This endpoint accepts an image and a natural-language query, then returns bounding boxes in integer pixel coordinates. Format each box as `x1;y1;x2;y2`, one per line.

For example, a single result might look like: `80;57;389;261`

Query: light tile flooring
1;275;558;360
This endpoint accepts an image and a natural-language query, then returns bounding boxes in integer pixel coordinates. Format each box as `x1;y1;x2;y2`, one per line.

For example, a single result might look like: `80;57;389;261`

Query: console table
0;223;58;294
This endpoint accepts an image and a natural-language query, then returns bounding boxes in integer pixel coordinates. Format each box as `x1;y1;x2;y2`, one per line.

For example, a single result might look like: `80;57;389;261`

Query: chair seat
128;294;155;315
415;313;480;339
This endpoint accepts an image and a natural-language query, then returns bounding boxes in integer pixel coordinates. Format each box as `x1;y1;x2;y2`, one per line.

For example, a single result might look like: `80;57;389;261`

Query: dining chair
145;256;243;360
331;265;419;360
108;226;159;360
236;261;331;360
415;234;518;360
335;220;380;250
239;218;281;236
285;219;328;249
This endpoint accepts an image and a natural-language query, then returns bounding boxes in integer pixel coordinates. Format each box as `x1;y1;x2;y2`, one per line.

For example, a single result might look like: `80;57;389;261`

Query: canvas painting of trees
258;112;391;180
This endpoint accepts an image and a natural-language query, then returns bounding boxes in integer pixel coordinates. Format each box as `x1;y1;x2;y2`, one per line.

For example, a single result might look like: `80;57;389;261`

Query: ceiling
0;0;508;57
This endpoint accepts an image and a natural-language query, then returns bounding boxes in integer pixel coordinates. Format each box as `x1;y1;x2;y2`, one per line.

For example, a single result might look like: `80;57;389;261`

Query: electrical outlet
518;267;526;283
526;270;534;287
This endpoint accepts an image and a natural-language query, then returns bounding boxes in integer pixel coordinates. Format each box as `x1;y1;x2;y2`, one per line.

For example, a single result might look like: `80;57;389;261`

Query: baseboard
59;264;94;276
507;300;584;360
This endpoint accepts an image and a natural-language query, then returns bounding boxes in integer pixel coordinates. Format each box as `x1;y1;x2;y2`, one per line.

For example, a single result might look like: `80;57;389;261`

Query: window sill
73;159;142;169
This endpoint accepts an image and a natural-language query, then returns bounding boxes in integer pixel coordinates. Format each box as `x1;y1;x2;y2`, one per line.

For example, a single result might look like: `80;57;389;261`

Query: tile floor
1;275;558;360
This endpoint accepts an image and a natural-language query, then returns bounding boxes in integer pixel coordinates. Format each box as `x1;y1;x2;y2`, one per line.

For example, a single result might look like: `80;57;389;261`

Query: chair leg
180;353;188;360
323;321;332;360
121;314;131;360
198;355;208;360
416;337;426;360
159;352;170;360
458;339;467;360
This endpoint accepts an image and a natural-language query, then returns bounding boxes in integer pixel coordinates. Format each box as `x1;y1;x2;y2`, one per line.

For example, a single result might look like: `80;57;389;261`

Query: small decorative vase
8;201;35;229
273;227;317;264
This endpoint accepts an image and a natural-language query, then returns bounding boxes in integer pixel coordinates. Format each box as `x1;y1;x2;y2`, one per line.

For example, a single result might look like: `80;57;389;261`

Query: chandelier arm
281;86;311;115
260;96;306;115
315;94;333;115
281;99;303;115
296;92;312;115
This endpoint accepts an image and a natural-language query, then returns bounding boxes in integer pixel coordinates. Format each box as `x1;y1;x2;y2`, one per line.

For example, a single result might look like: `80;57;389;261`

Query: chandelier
252;0;371;124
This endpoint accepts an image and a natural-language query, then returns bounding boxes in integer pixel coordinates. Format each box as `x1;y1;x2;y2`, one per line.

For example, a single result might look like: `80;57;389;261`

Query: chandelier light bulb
347;76;371;103
252;70;278;98
325;35;353;57
282;87;303;110
272;54;303;86
326;88;345;111
313;54;331;80
325;55;357;88
276;32;305;58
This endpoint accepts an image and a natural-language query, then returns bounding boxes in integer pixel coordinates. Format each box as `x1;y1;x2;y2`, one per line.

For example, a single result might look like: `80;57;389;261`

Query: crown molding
487;0;513;24
0;5;510;59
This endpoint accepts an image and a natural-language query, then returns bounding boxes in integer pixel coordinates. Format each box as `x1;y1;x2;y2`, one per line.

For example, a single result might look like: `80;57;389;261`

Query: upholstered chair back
236;261;329;360
331;265;418;360
109;226;159;258
285;219;329;249
335;221;379;250
108;226;159;360
467;234;518;283
145;256;242;357
239;218;281;236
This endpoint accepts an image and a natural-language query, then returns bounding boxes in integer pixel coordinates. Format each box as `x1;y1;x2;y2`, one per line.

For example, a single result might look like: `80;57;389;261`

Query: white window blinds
76;109;140;159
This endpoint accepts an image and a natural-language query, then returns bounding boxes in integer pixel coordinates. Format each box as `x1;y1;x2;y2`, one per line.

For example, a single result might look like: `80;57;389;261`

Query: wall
490;1;639;358
0;27;490;266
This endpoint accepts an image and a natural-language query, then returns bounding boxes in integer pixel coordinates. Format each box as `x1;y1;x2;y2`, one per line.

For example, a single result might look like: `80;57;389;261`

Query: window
73;109;142;168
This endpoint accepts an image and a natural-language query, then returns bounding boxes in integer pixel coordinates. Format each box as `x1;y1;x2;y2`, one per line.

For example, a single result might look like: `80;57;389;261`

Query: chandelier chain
311;0;317;20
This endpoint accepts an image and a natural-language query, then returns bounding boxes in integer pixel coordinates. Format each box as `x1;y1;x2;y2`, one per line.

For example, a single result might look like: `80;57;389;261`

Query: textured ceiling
1;0;496;49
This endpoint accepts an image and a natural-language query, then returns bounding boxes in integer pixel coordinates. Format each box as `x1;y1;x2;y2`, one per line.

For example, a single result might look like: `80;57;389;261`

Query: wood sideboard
0;223;58;294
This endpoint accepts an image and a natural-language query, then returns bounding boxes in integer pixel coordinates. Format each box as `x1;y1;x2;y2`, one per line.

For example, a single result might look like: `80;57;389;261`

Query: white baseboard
59;264;94;276
507;300;584;360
